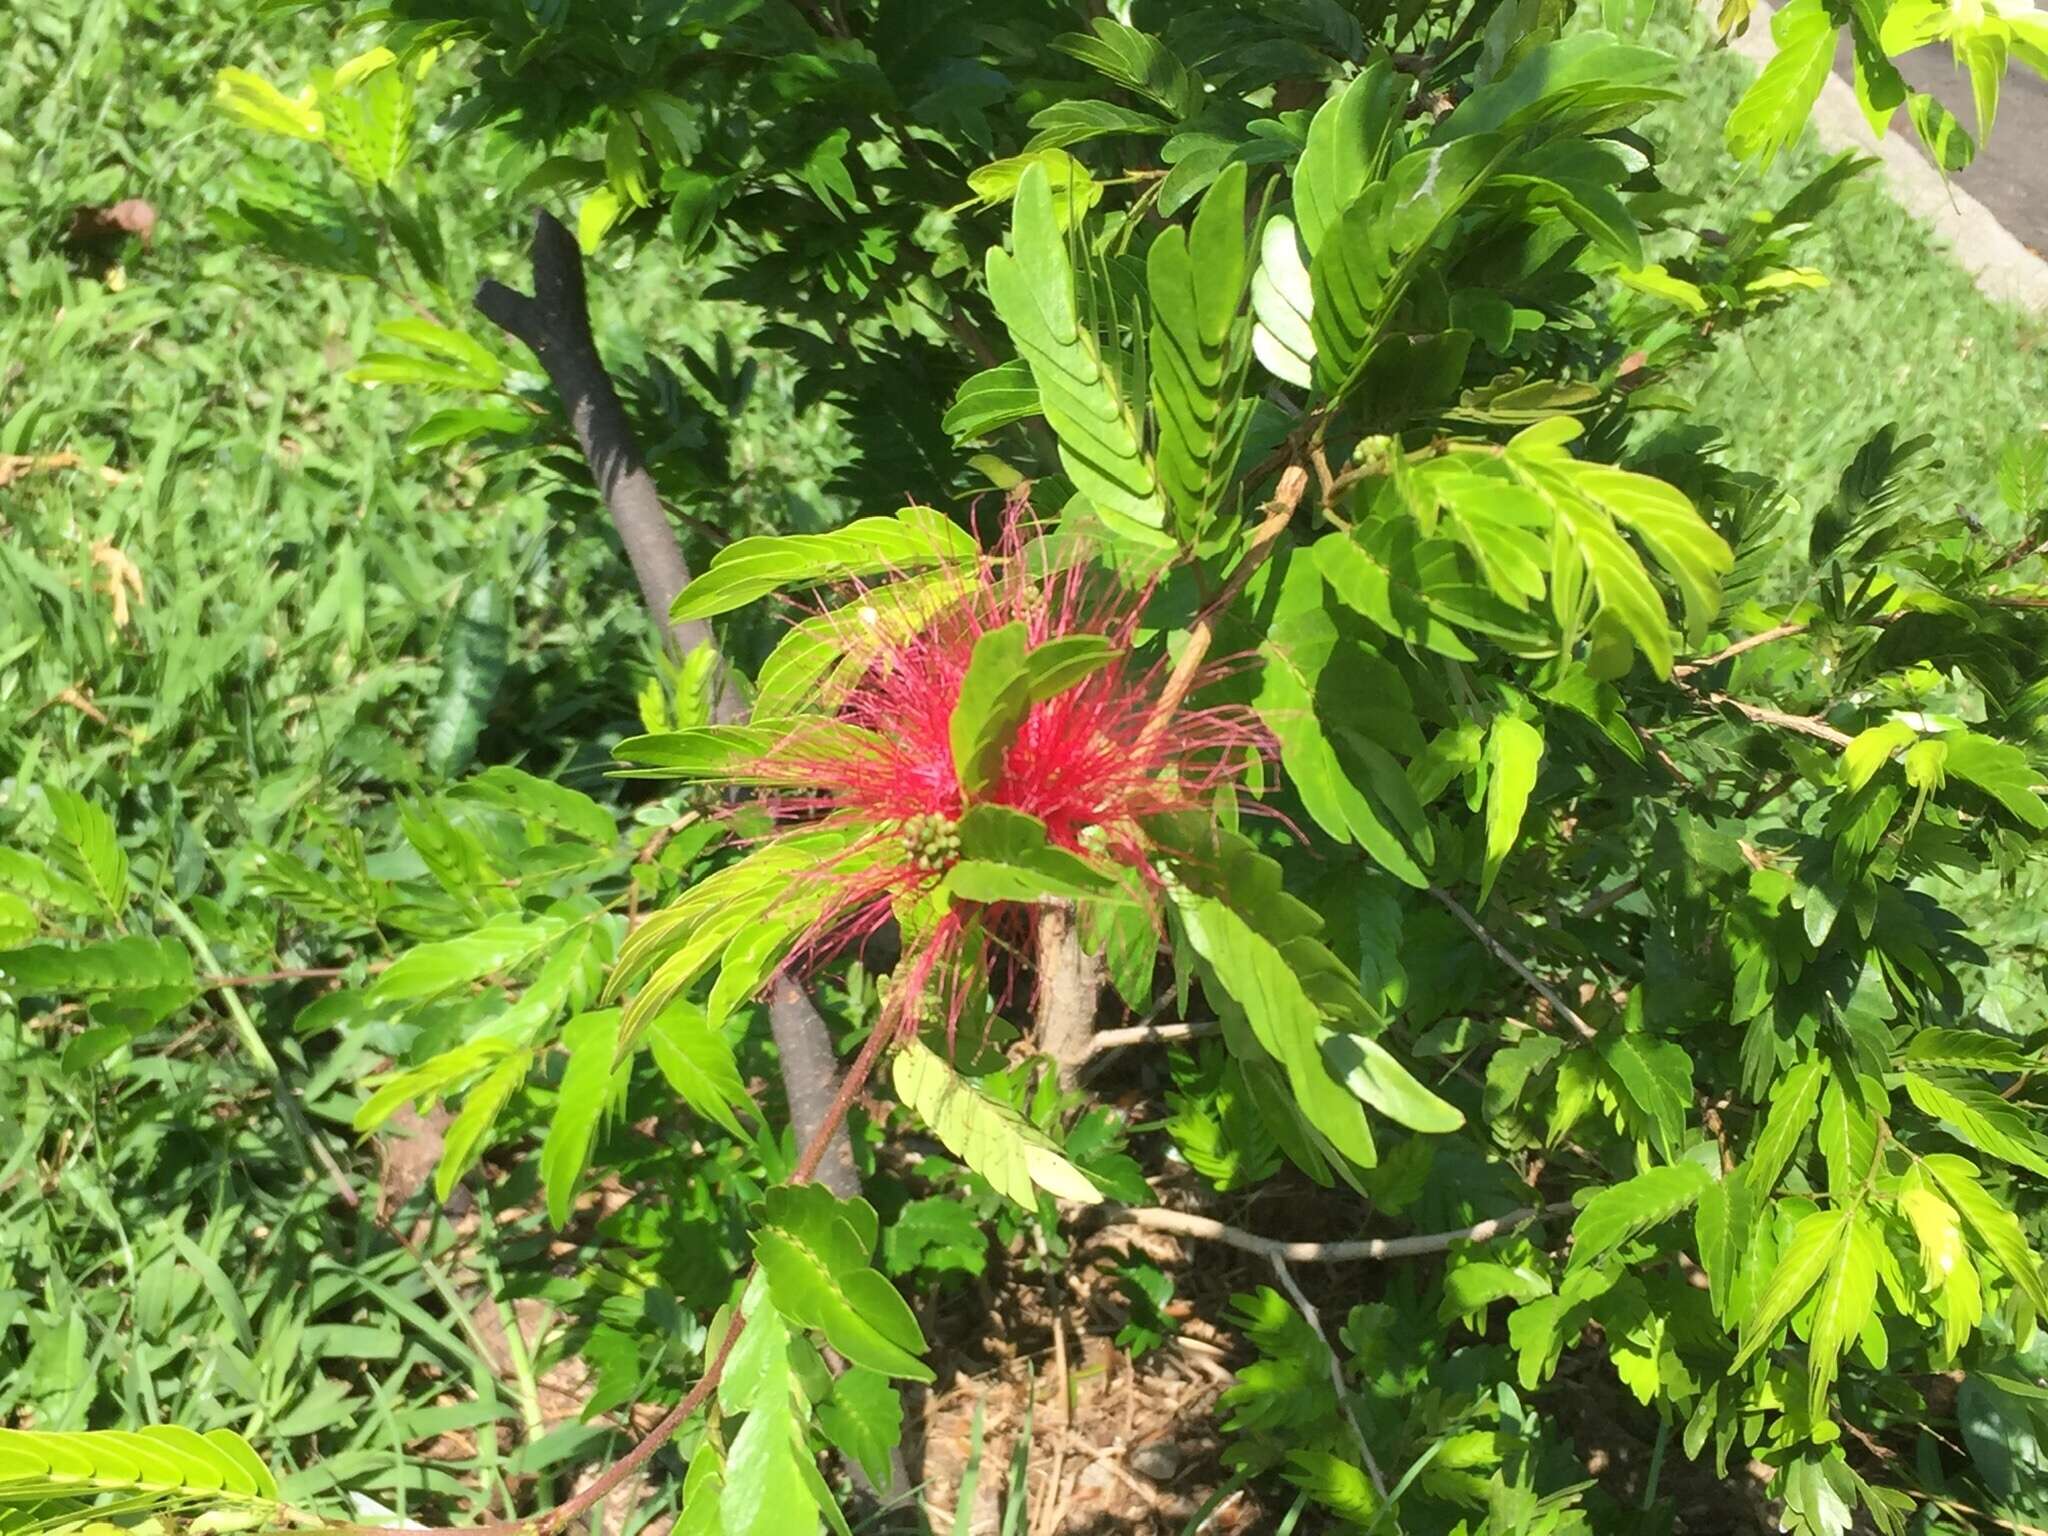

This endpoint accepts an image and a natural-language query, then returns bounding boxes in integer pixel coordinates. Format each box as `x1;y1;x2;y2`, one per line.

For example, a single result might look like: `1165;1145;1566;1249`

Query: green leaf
967;149;1101;230
755;1184;935;1381
891;1038;1102;1206
1310;137;1504;394
1024;98;1172;152
0;849;100;915
1804;1207;1880;1419
942;360;1040;440
373;318;503;389
1942;732;2048;829
212;68;322;140
1443;31;1677;139
1149;161;1253;537
1322;1033;1464;1133
1050;19;1203;118
672;509;975;622
1901;1028;2031;1072
1023;633;1119;700
1250;215;1316;389
1479;715;1543;905
1733;1207;1850;1370
1924;1153;2048;1314
613;723;811;778
1997;430;2048;520
1908;92;1978;174
1568;1162;1713;1273
985;165;1168;535
1504;419;1730;675
1599;1031;1692;1160
370;913;568;1002
458;765;615;846
1904;1072;2048;1179
541;1010;628;1228
717;1307;821;1536
1744;1056;1827;1200
44;787;127;922
0;936;193;997
1168;886;1379;1169
1294;62;1403;258
0;1424;280;1508
435;1054;530;1203
644;999;756;1138
426;579;509;777
322;58;414;186
816;1368;903;1490
1726;0;1838;165
950;622;1033;797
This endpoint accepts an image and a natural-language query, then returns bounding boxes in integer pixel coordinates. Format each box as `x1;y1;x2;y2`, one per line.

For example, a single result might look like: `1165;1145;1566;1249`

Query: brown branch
1672;622;1809;677
1695;690;1853;749
1033;899;1103;1086
1428;886;1600;1042
1108;1200;1576;1263
474;211;732;708
201;964;357;988
1142;463;1309;746
1085;1018;1221;1055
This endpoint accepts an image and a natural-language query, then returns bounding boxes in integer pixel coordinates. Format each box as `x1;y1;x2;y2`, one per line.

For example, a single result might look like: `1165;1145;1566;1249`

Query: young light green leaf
671;509;975;622
1169;888;1379;1168
541;1009;629;1228
942;360;1041;440
1942;732;2048;829
1804;1207;1880;1419
1923;1153;2048;1314
1480;715;1543;906
44;787;128;921
1569;1162;1713;1273
1743;1056;1827;1201
1733;1207;1850;1370
1726;0;1838;165
1600;1032;1693;1160
816;1368;904;1491
643;999;756;1138
369;912;568;1001
891;1038;1103;1206
1904;1072;2048;1179
434;1053;530;1203
1294;62;1403;258
1250;215;1316;389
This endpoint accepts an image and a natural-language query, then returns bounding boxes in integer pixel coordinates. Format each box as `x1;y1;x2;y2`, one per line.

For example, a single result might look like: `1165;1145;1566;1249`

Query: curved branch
1104;1200;1576;1263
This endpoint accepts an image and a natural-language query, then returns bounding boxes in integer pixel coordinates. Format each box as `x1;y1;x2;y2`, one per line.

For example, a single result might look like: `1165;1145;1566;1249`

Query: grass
0;0;814;1509
1640;2;2048;529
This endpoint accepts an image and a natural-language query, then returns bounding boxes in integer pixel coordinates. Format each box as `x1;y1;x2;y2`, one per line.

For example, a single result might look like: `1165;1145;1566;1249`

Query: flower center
900;812;962;873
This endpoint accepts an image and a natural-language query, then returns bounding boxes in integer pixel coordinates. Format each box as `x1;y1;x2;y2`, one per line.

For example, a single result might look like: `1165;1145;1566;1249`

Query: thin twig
1577;879;1641;922
1694;690;1853;748
1671;622;1809;677
1140;464;1309;746
1108;1201;1575;1263
1085;1019;1221;1055
1271;1253;1388;1499
1427;886;1600;1042
200;964;366;988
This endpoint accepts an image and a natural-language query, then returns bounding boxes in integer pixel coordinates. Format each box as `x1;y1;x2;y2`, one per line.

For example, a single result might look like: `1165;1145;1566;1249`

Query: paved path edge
1717;2;2048;315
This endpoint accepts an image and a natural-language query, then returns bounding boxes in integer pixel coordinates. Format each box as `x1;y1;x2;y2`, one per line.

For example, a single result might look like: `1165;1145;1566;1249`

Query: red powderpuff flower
740;510;1264;1033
